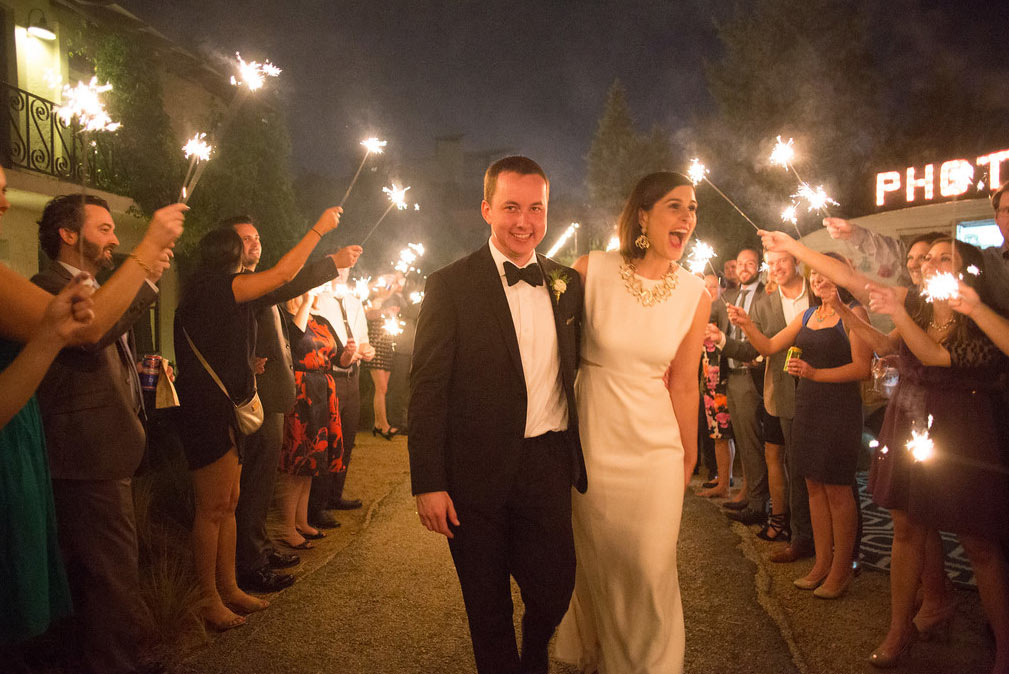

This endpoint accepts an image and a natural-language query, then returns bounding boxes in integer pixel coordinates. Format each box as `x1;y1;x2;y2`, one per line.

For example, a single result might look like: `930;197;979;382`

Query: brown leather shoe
769;539;814;563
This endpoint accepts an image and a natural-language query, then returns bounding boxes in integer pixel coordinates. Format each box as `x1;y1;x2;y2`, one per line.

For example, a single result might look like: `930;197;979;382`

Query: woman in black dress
363;275;405;438
277;292;355;549
867;239;1009;671
729;254;872;599
174;208;342;631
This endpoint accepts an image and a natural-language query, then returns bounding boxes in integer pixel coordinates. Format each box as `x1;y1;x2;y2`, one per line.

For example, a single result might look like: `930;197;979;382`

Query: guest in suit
409;156;586;674
707;248;769;525
751;251;812;552
174;208;342;632
228;215;361;593
31;194;185;674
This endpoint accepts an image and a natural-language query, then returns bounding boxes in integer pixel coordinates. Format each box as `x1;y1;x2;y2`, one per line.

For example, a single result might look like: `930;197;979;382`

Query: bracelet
310;228;323;239
129;253;156;275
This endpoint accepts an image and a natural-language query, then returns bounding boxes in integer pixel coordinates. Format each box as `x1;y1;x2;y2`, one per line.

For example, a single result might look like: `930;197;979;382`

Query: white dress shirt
778;280;809;325
487;239;567;437
315;288;369;350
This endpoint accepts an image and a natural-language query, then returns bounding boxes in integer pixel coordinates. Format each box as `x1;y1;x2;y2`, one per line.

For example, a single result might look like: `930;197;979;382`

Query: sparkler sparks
55;77;121;132
769;136;795;168
922;272;960;303
393;242;426;274
546;223;580;258
687;158;708;186
966;264;981;276
230;52;282;91
383;317;404;336
353;278;371;302
409;291;425;304
383;184;411;210
781;205;798;225
686;241;717;275
605;235;620;252
179;132;215;203
339;137;389;206
794;184;839;213
907;415;935;462
182;133;212;162
361;137;387;154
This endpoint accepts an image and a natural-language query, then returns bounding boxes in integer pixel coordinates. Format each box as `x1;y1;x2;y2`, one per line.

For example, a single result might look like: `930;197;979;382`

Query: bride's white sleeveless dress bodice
555;249;705;674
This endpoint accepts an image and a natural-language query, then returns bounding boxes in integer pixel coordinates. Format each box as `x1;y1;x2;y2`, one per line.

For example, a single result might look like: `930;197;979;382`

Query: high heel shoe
371;426;397;441
913;600;957;642
757;512;791;542
813;573;853;599
869;630;917;669
793;573;827;590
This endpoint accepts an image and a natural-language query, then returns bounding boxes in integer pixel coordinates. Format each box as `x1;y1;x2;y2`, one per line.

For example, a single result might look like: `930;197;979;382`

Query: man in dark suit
32;194;173;674
708;247;770;525
229;215;362;591
409;156;586;674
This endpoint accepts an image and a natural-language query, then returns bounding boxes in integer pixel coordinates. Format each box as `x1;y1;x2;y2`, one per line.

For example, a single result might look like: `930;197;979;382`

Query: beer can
783;346;802;373
141;354;161;392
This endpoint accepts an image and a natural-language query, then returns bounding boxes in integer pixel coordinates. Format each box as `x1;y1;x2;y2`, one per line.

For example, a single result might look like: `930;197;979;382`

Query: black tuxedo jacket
408;244;587;507
32;261;155;480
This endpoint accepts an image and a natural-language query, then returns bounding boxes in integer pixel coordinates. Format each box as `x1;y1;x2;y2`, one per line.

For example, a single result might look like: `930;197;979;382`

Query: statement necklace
814;305;837;321
929;315;956;332
619;260;679;307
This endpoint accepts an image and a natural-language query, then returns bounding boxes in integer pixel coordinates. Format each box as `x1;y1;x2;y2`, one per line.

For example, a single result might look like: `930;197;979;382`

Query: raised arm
831;292;901;356
727;303;802;356
232;207;342;304
0;274;94;428
950;281;1009;357
2;204;184;345
759;229;874;306
868;282;951;366
824;217;909;282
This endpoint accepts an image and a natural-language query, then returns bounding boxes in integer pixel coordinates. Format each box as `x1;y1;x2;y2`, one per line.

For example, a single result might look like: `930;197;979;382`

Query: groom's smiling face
482;171;548;265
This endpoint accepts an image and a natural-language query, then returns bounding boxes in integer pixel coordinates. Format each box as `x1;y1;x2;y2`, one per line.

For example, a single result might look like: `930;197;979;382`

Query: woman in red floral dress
278;291;355;548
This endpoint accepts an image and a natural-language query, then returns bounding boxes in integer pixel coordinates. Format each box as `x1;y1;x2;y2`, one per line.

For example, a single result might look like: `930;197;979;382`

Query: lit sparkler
685;157;760;231
360;184;412;244
966;264;981;276
55;77;121;133
179;132;214;203
686;240;717;275
769;136;795;168
393;242;426;274
781;204;798;225
409;291;425;304
794;184;839;213
922;272;960;303
546;222;580;258
769;134;838;225
353;278;371;302
230;52;282;91
383;317;404;336
907;415;935;462
339;137;388;207
605;235;620;252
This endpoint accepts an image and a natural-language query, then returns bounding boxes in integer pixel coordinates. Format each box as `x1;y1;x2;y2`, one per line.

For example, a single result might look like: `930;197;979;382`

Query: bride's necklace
619;259;679;307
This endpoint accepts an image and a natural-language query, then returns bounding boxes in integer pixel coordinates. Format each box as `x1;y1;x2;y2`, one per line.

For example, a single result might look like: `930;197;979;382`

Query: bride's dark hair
617;171;693;260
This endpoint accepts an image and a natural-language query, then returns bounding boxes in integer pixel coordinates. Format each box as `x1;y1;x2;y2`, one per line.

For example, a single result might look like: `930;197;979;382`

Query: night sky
118;0;733;197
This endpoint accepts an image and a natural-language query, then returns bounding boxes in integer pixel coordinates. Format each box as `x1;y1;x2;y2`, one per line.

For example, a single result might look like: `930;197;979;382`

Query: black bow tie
503;261;543;287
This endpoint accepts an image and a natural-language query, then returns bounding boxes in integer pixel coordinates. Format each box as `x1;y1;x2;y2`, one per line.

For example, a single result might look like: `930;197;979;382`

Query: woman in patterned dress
698;273;734;498
363;275;405;438
278;292;355;549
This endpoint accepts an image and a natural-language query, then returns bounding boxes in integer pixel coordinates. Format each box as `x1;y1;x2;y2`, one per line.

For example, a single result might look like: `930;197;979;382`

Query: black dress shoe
329;497;363;510
237;567;295;593
726;506;767;525
267;550;300;569
722;499;748;511
307;514;341;529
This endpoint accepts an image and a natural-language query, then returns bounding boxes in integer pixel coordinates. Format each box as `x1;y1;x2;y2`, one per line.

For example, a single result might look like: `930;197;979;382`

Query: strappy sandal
757;512;791;542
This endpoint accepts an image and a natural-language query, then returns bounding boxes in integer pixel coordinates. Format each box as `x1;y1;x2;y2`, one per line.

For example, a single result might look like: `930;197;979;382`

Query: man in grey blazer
32;194;175;674
751;251;813;561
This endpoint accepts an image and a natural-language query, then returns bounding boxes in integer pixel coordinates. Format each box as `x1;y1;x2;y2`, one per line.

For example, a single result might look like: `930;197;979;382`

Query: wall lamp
27;8;57;41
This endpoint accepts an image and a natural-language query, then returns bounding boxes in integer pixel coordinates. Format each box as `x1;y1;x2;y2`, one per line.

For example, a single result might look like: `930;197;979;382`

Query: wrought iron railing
0;81;119;191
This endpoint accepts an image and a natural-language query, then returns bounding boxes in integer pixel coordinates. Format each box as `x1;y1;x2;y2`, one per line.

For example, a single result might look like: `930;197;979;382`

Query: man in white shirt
408;156;586;674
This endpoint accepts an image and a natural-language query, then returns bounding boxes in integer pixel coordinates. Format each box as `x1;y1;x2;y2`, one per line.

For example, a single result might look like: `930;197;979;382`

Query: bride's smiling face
639;185;697;262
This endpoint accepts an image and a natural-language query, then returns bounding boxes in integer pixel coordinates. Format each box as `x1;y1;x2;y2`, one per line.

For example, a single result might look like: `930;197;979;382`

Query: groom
409;156;587;674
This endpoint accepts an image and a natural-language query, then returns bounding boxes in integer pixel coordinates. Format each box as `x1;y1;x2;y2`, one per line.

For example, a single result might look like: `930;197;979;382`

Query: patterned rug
857;473;976;588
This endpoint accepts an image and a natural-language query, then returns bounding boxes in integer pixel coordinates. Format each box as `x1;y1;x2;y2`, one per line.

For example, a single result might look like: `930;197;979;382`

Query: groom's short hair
483;156;549;204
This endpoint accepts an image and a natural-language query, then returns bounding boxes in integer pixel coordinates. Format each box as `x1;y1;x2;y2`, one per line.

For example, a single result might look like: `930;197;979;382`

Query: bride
555;171;709;673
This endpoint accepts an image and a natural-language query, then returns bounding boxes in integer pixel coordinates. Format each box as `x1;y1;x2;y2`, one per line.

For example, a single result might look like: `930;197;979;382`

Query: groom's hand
416;491;460;538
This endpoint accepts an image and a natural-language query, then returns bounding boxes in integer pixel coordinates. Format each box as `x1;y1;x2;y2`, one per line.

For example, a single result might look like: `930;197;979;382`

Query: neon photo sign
875;148;1009;207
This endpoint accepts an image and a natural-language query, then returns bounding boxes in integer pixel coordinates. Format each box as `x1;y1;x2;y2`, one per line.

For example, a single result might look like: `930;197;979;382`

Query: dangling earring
635;227;650;250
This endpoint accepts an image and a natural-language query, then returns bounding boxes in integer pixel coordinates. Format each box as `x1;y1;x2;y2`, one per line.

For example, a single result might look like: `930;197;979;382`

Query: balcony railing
0;81;119;191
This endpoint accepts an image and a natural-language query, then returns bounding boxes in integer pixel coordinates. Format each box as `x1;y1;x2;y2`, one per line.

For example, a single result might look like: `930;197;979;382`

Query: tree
585;80;673;247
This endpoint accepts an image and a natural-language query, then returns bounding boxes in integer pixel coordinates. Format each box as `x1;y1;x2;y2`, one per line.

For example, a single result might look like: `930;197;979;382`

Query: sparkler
907;415;935;462
793;184;839;213
393;242;426;274
781;204;798;226
686;157;760;231
178;132;214;203
686;240;718;275
230;52;282;91
360;184;411;244
409;291;425;304
339;137;388;207
55;77;121;133
769;135;838;233
352;277;371;303
383;317;404;336
966;264;981;276
605;235;620;252
922;272;960;303
546;223;580;258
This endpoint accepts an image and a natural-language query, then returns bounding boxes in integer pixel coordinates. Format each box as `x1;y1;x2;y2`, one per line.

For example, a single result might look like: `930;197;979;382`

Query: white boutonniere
548;269;570;302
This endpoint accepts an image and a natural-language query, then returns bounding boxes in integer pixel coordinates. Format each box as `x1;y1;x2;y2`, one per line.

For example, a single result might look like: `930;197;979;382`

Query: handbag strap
182;327;234;402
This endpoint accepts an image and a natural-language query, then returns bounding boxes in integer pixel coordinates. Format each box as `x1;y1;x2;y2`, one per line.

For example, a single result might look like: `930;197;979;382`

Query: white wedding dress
555;250;705;674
